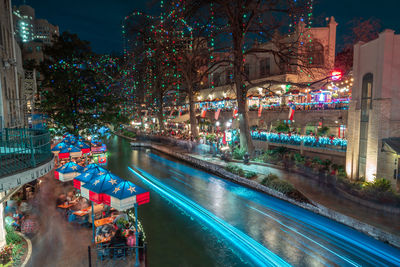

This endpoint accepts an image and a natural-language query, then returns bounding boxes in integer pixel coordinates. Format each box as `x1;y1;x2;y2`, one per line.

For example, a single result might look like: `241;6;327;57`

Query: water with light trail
105;136;400;267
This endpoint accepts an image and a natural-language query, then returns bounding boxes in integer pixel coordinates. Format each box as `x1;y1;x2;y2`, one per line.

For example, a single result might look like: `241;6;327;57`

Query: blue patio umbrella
82;164;108;174
103;180;149;210
55;161;84;182
51;142;67;153
58;145;82;159
81;173;123;204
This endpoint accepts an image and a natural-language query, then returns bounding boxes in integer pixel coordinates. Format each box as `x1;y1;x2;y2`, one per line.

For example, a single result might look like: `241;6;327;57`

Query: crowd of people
4;183;40;238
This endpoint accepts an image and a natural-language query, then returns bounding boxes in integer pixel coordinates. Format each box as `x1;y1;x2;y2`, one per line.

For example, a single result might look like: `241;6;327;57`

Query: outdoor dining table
95;236;112;244
57;203;75;209
94;217;114;228
73;210;90;216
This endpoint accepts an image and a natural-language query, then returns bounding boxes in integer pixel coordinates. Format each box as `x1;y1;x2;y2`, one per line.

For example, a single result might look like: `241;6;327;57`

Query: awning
383;138;400;154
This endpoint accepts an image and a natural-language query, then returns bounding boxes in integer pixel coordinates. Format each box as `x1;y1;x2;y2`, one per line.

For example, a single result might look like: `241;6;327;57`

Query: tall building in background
0;0;25;129
12;4;59;63
12;4;35;43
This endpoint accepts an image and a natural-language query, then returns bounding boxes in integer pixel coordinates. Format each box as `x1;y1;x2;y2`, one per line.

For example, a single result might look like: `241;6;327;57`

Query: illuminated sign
331;70;343;81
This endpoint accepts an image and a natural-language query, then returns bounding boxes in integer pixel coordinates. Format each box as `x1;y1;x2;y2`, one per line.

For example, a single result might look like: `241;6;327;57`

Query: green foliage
123;130;136;138
261;173;279;185
317;126;330;136
274;122;290;133
206;134;217;142
0;245;13;265
232;147;246;160
38;31;128;134
362;178;393;194
272;147;289;159
244;171;257;179
261;173;294;194
293;153;305;165
225;163;244;177
11;243;25;266
5;226;21;245
269;179;295;194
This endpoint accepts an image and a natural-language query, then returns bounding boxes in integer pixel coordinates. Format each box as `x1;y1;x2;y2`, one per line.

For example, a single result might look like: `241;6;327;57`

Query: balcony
0;128;54;191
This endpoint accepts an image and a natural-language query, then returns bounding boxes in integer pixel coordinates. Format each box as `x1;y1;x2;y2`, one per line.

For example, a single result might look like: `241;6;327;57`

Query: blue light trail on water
144;153;400;266
128;166;291;267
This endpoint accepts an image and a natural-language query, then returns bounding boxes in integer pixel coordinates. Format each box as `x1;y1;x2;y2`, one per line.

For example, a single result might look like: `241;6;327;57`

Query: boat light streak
128;166;290;267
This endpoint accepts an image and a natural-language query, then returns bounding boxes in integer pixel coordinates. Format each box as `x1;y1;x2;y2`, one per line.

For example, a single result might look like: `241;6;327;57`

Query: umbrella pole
91;202;95;243
134;204;139;267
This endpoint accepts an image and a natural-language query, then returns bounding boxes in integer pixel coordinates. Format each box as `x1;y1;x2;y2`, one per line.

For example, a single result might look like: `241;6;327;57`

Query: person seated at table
109;229;126;247
113;212;128;229
66;192;78;205
56;194;66;207
5;213;19;230
126;230;136;247
21;214;39;238
96;223;113;236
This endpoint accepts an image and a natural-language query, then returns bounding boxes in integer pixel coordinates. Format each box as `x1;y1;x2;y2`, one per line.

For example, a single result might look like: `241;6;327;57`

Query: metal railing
0;128;52;177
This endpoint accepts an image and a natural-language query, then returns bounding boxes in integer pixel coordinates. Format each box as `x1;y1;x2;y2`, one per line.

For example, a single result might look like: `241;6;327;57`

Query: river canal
105;136;400;267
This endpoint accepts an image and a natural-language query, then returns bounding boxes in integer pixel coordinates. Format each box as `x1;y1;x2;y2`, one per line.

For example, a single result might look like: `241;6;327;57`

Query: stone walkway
186;153;400;237
25;172;142;267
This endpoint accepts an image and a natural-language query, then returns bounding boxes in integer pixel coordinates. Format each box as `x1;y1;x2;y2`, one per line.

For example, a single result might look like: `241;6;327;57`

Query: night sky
13;0;400;54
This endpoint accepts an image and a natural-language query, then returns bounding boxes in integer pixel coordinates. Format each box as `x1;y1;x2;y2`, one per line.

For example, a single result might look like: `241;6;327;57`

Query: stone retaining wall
122;135;400;248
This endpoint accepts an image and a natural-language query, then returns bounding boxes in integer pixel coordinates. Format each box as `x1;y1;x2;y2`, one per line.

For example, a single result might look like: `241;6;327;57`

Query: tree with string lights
185;0;316;154
38;32;129;134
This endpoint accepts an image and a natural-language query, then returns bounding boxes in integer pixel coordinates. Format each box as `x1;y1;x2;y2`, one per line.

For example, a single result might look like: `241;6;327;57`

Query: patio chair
96;244;110;261
111;243;126;260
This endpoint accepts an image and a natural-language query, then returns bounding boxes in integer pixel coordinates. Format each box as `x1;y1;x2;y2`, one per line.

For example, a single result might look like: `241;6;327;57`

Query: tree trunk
232;30;254;154
187;84;198;139
157;89;165;132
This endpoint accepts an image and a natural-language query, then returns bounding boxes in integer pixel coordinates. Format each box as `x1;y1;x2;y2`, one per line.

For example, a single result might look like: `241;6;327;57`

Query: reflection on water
105;136;400;267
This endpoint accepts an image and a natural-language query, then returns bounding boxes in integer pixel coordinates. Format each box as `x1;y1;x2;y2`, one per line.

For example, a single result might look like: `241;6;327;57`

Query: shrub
269;179;295;194
261;173;279;185
233;147;246;160
225;163;245;176
260;173;294;194
275;122;290;133
272;147;289;159
5;226;21;245
225;163;237;173
244;171;257;179
123;130;136;138
362;178;393;194
11;243;25;266
293;153;305;165
0;245;13;265
317;126;330;136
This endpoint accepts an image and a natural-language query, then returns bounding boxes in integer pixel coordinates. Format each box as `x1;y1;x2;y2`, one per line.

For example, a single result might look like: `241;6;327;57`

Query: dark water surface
105;136;400;267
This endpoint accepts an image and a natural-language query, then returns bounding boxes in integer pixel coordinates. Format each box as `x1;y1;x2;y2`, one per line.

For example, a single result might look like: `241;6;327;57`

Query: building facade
200;16;337;101
346;29;400;189
13;5;59;63
0;0;25;128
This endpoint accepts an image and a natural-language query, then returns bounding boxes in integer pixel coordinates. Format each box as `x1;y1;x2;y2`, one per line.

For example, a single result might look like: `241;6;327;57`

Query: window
36;46;41;52
306;41;324;67
358;73;373;178
259;58;271;77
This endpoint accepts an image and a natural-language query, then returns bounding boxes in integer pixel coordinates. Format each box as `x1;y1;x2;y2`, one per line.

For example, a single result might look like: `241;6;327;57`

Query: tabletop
94;217;114;228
